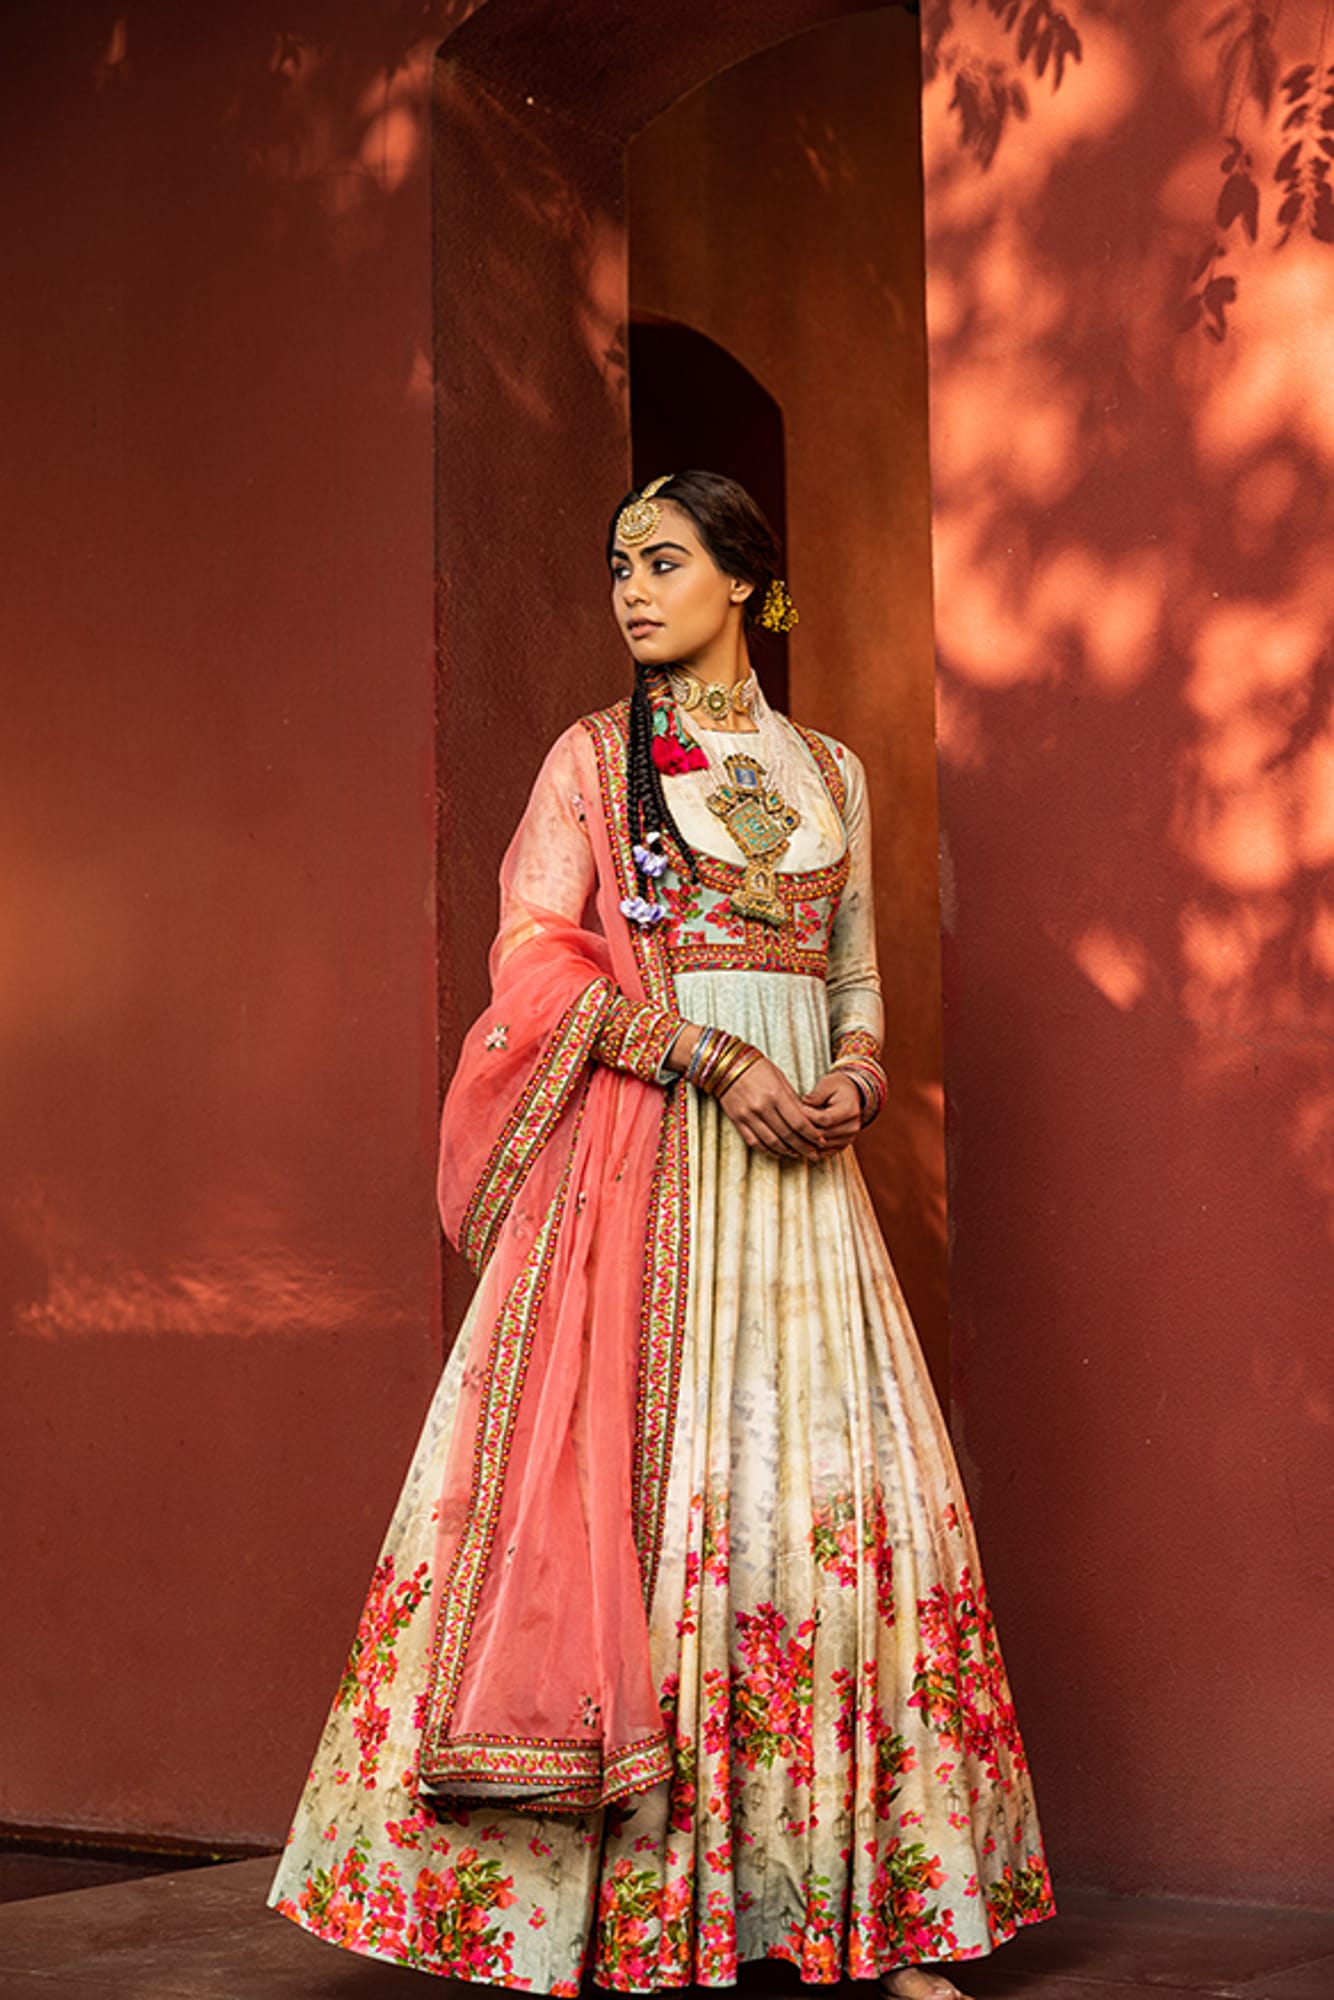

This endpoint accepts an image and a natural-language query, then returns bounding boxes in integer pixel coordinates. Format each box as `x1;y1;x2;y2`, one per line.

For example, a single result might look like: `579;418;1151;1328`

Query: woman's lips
627;620;662;637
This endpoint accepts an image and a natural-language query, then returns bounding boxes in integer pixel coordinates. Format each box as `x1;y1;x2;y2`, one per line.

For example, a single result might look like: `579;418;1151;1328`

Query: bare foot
881;1969;972;2000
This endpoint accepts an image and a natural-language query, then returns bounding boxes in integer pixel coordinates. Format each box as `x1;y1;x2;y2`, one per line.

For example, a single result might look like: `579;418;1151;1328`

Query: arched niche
630;315;790;713
432;1;940;1379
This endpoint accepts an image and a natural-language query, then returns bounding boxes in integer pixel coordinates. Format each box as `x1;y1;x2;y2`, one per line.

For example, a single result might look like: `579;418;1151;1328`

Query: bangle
694;1030;744;1095
684;1024;722;1086
708;1047;761;1099
695;1033;762;1100
831;1053;887;1126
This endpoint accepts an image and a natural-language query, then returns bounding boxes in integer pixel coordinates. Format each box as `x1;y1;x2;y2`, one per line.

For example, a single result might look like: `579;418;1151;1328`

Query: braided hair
626;658;693;867
606;470;783;875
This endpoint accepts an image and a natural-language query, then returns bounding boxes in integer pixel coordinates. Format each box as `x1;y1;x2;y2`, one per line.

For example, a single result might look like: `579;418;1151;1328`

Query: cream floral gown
268;695;1055;1989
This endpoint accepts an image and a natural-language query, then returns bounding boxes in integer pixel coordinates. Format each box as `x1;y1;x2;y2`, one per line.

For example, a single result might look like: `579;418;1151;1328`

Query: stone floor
0;1858;1330;2000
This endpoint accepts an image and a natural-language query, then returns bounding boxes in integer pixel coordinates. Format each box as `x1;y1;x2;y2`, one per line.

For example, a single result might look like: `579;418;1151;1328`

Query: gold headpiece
616;473;674;547
758;577;799;633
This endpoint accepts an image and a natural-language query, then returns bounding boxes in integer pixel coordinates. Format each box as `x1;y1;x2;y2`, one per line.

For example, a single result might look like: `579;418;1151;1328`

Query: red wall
921;0;1334;1905
0;5;456;1845
4;0;1329;1915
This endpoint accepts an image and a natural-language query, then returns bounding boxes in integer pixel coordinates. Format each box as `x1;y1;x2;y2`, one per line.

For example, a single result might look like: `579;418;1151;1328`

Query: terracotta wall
6;0;1328;1915
630;6;948;1380
0;4;457;1846
920;0;1334;1905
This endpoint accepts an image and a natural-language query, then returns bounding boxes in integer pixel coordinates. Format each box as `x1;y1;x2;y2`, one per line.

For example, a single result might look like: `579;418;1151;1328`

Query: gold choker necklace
670;670;757;722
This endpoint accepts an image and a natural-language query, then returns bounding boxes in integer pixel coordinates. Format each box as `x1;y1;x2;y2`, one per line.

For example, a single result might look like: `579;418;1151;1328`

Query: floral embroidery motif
483;1022;509;1051
419;1132;584;1787
631;1085;690;1607
417;1729;672;1813
593;993;685;1080
582;705;693;1620
458;980;610;1273
647;814;850;980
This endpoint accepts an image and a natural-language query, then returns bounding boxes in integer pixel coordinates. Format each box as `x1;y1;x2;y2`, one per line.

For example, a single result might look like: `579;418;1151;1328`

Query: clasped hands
669;1026;865;1158
719;1055;863;1159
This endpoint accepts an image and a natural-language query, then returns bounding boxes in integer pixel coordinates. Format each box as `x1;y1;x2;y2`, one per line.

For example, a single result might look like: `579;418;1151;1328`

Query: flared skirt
268;970;1054;1989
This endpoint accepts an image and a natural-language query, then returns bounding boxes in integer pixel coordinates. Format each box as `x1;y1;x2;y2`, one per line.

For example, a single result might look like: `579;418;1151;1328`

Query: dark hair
606;470;783;871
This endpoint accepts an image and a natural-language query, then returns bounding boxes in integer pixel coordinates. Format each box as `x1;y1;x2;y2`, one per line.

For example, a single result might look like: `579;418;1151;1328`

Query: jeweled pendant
706;752;801;929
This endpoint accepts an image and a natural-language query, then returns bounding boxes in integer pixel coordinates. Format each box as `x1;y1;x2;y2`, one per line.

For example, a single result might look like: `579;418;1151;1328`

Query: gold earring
758;577;798;633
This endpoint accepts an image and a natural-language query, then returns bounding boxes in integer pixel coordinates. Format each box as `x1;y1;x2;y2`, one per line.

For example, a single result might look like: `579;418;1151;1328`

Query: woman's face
609;500;751;669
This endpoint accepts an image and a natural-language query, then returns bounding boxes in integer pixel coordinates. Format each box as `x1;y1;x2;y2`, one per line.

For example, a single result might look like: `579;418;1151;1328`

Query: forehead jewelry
616;474;674;547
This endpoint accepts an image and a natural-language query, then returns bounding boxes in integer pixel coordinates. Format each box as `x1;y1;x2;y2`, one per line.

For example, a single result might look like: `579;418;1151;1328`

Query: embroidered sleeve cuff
593;994;688;1084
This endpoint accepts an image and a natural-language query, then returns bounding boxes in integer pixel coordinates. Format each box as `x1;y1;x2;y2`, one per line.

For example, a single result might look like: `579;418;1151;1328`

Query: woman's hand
718;1055;829;1160
799;1071;864;1153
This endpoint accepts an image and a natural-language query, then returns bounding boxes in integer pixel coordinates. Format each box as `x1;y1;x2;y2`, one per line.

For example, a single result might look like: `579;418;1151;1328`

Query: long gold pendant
706;753;801;927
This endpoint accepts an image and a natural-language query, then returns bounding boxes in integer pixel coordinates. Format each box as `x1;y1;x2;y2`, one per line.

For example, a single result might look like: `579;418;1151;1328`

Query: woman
268;472;1055;1998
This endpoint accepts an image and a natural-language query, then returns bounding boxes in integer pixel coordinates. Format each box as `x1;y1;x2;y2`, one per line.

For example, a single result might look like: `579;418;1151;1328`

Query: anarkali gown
267;692;1056;1990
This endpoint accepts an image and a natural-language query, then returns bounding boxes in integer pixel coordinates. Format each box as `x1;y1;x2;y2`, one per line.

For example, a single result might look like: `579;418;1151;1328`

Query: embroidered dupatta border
419;1118;584;1777
581;701;691;1614
416;1727;672;1815
458;979;613;1274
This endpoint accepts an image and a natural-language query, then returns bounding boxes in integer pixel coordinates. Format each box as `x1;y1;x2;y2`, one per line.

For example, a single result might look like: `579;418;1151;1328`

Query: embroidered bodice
656;714;882;1047
490;702;885;1082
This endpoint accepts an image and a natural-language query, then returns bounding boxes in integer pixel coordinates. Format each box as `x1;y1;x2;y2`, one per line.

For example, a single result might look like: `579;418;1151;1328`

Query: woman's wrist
664;1021;766;1099
663;1023;704;1075
690;1029;762;1099
831;1057;886;1125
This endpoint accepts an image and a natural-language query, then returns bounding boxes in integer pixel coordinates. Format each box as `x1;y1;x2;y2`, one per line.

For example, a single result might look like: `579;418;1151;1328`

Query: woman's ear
730;578;754;606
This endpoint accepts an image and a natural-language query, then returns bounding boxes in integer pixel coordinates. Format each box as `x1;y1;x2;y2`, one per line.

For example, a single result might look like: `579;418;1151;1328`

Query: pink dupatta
417;709;688;1812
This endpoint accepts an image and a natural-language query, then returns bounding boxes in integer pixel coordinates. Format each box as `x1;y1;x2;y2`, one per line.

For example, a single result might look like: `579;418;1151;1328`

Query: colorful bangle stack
831;1030;889;1127
684;1025;763;1100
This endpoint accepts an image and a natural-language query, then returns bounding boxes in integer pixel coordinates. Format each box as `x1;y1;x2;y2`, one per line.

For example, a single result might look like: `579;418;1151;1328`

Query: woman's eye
652;559;677;573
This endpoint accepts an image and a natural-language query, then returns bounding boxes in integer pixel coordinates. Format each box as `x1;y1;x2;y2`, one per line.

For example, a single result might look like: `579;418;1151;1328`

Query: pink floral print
335;1554;429;1789
907;1566;1027;1784
273;1831;523;1983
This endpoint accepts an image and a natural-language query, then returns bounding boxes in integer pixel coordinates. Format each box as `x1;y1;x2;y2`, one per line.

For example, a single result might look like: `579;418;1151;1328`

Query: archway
630;316;791;712
431;0;938;1369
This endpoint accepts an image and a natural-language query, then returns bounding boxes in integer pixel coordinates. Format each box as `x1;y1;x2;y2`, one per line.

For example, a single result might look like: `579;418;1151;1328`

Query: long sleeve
826;750;885;1051
496;725;685;1085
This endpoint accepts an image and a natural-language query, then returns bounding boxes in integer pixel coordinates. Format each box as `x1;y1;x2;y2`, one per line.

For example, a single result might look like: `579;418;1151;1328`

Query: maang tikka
616;474;674;547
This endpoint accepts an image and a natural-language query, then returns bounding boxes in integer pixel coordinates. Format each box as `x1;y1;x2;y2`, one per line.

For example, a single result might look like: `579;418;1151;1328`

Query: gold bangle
704;1045;761;1100
694;1030;744;1094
